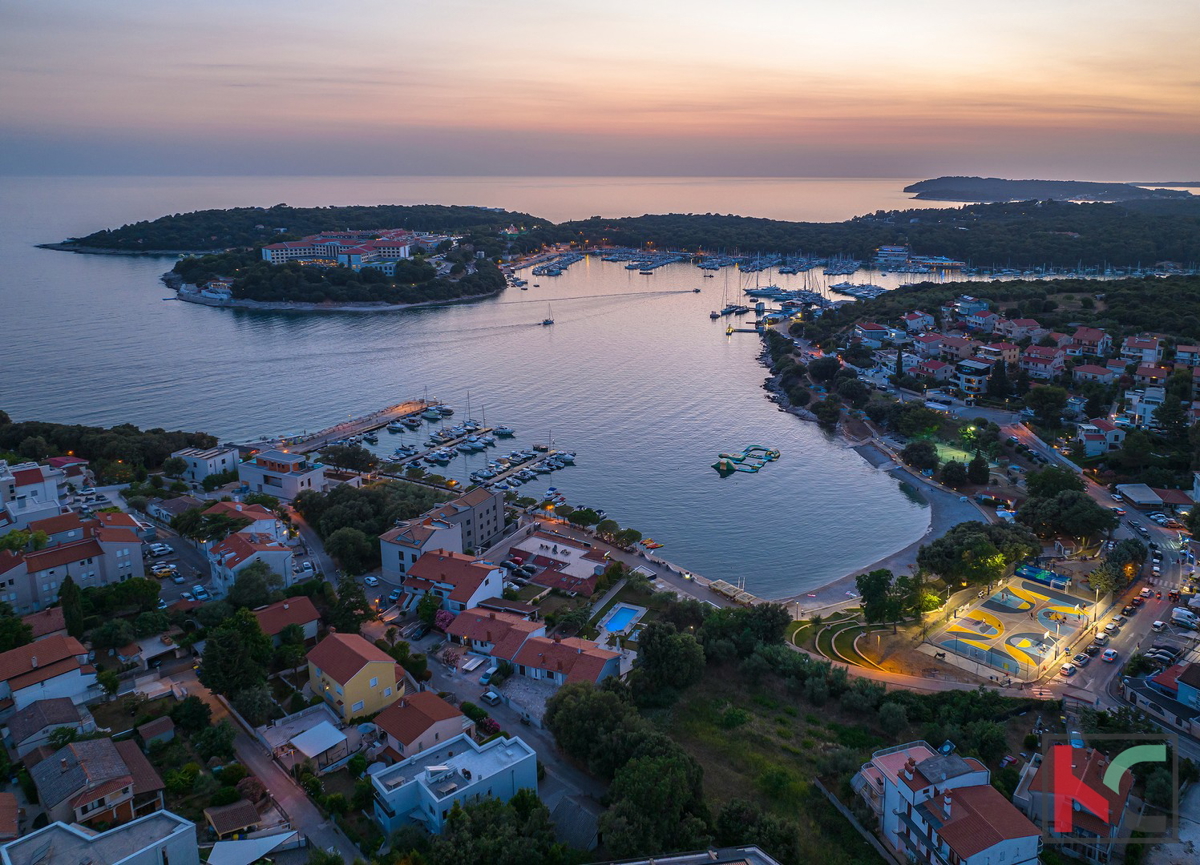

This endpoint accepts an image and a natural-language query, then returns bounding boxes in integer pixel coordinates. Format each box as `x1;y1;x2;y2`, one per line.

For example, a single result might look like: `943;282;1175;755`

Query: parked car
481;690;501;706
1132;596;1145;607
1152;620;1167;632
192;586;210;601
363;575;380;587
148;544;172;558
1121;605;1136;616
1072;652;1091;667
1102;648;1119;663
1060;663;1077;677
387;588;403;604
181;592;195;602
172;574;185;585
1104;621;1120;633
1141;587;1154;598
516;565;537;577
1093;632;1110;646
410;624;431;640
1070;730;1086;748
1110;507;1127;516
1083;644;1101;656
479;667;498;685
500;560;519;571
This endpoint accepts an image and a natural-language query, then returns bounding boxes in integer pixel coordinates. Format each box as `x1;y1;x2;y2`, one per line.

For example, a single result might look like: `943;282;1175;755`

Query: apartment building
171;446;239;484
402;551;506;613
238;450;326;501
380;518;462;581
371;733;537;834
207;531;294;599
852;741;1040;865
0;810;198;865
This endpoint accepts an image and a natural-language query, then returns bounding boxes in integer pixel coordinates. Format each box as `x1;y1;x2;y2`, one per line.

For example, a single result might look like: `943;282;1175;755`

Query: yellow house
306;632;405;721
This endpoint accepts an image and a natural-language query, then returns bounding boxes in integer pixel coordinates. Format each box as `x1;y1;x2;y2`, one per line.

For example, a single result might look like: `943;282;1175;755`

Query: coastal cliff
905;175;1193;203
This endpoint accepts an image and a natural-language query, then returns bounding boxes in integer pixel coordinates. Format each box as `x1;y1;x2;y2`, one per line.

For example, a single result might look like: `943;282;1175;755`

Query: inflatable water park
712;444;781;476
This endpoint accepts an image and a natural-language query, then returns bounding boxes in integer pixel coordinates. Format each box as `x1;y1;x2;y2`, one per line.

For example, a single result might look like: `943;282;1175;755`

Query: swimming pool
605;606;639;632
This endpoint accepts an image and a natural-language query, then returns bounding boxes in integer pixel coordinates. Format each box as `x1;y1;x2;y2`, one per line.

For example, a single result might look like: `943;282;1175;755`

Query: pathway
171;670;360;861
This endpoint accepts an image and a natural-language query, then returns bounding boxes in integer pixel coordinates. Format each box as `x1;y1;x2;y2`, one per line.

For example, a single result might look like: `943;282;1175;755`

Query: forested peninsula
904;175;1194;203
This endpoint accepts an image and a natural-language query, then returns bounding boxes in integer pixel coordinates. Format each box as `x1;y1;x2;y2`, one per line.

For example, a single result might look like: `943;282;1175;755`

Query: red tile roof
0;635;86;685
306;632;396;686
374;692;464;747
23;539;104;573
205;799;261;836
211;532;288;569
11;469;46;487
252;596;320;637
28;513;87;537
0;791;17;840
1031;746;1133;835
202;501;277;522
446;608;542;660
0;552;22;577
513;636;618;684
1074;364;1112;376
21;607;66;639
934;784;1039;859
406;550;499;603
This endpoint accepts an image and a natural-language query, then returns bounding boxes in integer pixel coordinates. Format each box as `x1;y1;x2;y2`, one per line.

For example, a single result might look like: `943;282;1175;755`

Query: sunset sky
2;0;1197;177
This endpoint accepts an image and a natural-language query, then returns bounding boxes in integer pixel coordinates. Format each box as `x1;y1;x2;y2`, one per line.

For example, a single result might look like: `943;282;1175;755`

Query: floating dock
243;399;437;454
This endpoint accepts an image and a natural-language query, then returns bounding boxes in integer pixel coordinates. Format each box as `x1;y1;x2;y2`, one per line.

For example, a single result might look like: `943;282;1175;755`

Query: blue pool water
606;606;639;632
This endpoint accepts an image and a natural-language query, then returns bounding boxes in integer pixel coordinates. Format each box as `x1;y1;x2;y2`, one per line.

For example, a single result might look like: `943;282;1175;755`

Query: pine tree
59;576;84;638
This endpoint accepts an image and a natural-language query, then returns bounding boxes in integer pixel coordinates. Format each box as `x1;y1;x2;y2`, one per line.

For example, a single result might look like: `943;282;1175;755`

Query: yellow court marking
963;608;1004;634
1008;584;1048;605
953;636;995;654
948;623;990;638
1047;604;1083;617
1003;642;1038;667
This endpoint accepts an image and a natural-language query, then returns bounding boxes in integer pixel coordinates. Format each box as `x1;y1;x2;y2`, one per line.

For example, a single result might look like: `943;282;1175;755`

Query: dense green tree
808;356;842;382
917;521;1040;585
134;610;170;637
199;609;272;697
0;602;33;653
967;450;990;485
232;684;275;726
901;440;940;471
59;577;84;637
170;695;213;733
1025;465;1085;498
856;569;903;631
417;593;442;626
985;361;1011;398
330;575;373;633
162;456;188;478
319;444;378;473
715;799;801;865
227;560;278;610
636;622;706;694
1024;385;1069;427
426;790;568;865
939;460;969;487
194;721;237;761
1017;490;1119;538
90;618;136;651
599;751;712;858
97;669;120;698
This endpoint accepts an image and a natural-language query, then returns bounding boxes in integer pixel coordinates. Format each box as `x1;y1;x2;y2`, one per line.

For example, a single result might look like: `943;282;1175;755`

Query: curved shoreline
164;272;504;313
38;243;224;256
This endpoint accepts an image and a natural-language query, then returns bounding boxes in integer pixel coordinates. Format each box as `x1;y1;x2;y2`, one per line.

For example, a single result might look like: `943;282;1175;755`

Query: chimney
903;758;915;781
556;660;563;671
30;656;37;669
942;790;952;820
283;603;289;610
486;631;492;642
489;612;495;619
235;503;242;511
60;758;68;772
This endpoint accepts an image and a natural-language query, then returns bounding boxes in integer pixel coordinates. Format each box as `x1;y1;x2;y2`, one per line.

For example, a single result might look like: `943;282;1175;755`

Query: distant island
905;176;1194;203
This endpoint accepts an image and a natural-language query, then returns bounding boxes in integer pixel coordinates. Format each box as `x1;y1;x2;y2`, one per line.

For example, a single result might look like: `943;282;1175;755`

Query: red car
1132;597;1145;607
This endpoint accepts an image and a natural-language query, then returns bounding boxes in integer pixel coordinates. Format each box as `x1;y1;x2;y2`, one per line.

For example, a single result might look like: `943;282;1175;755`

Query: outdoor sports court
933;578;1090;676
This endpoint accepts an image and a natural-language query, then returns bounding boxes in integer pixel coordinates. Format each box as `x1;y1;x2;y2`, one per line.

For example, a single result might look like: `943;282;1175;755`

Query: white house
0;636;99;716
208;532;295;598
402;551;506;613
512;636;621;687
1129;387;1166;427
251;596;321;646
1120;336;1163;365
238;450;326;501
900;311;935;332
852;741;1040;865
372;692;475;763
0;810;198;865
371;733;537;835
202;501;287;543
171;447;239;484
380;518;462;581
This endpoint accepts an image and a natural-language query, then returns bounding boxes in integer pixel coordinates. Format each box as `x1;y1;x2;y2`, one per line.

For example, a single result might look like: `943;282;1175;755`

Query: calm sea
0;175;951;597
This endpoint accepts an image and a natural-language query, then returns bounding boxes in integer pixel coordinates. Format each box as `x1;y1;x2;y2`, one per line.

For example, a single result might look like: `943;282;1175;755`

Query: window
335;685;343;695
384;687;392;697
352;700;364;712
370;677;378;688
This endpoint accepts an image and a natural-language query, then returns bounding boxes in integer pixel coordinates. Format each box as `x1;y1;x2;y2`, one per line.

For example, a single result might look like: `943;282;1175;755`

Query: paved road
173;669;361;860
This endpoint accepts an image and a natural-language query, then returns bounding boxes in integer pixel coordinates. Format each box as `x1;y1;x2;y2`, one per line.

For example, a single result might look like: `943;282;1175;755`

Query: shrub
348;753;368;777
218;764;249;787
720;707;751;729
210;786;242;807
460;701;488;723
